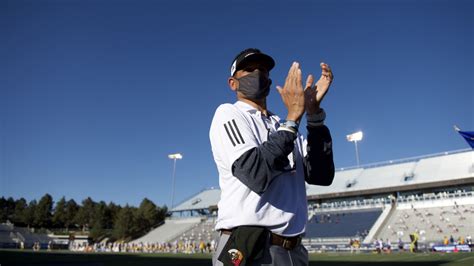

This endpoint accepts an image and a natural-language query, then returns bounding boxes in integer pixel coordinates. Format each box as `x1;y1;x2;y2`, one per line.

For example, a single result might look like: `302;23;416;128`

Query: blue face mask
236;69;272;100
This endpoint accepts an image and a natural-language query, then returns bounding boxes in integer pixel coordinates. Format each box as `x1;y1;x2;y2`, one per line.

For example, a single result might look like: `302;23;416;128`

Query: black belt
220;229;302;250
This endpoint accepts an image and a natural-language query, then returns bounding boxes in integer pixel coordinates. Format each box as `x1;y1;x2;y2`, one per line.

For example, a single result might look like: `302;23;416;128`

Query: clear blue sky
1;0;473;208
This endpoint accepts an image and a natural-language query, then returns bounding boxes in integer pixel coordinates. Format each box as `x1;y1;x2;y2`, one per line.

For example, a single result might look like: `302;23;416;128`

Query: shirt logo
230;61;237;76
224;119;245;147
228;248;243;266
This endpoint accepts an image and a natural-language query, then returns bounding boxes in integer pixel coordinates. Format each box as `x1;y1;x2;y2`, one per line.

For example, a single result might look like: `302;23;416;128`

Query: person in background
398;238;404;252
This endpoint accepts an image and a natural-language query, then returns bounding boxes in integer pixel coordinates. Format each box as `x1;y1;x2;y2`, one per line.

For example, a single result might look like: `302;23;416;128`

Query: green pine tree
112;205;136;241
74;197;96;232
34;194;53;228
136;198;160;234
52;197;67;229
25;200;37;228
12;198;28;226
89;201;108;241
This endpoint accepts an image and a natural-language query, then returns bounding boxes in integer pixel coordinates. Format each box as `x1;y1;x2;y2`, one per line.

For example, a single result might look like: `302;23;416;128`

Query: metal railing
336;148;471;171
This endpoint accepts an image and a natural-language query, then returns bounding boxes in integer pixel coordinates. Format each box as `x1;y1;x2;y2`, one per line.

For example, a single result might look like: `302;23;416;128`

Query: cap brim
237;53;275;72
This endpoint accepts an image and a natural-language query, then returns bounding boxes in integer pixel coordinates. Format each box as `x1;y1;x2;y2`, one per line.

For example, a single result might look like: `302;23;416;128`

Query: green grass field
1;249;473;266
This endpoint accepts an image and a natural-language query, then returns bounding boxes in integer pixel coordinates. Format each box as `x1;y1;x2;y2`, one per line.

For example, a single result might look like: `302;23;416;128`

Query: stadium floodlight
168;153;183;160
346;131;363;167
168;153;183;210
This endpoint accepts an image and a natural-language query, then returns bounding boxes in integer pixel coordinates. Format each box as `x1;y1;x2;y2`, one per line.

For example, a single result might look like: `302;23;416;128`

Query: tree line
0;194;168;242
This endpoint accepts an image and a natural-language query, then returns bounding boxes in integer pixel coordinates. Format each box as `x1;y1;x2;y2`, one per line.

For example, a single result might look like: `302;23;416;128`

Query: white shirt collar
234;100;280;121
234;100;258;114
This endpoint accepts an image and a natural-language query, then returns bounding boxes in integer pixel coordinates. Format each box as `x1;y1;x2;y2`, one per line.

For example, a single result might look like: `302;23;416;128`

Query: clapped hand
277;62;305;122
304;62;334;115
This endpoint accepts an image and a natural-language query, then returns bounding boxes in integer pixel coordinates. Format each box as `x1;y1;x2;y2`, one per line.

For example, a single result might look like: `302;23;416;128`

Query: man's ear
228;77;238;91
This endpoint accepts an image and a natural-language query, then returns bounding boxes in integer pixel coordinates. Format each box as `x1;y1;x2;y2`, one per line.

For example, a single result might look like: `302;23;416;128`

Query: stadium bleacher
306;209;382;238
0;224;16;248
377;192;474;243
16;228;50;245
170;217;218;243
131;217;202;244
0;223;51;249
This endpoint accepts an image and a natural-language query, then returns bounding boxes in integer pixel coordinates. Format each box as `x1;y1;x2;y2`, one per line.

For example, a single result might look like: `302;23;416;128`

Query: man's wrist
279;120;299;134
286;114;301;122
306;106;321;116
306;108;326;127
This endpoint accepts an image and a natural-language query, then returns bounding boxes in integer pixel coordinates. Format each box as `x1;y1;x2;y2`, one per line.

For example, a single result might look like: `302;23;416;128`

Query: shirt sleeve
231;130;296;194
210;104;296;194
303;124;335;186
210;104;260;168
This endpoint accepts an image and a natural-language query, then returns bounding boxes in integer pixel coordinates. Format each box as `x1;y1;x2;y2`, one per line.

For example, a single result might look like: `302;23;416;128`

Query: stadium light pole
168;153;183;210
346;131;363;167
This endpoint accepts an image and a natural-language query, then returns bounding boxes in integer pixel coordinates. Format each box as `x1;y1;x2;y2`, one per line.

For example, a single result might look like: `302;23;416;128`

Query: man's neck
238;97;268;116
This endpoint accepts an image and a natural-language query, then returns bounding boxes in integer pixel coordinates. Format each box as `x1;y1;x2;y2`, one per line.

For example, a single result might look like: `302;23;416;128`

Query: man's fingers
290;62;298;76
320;62;330;70
276;85;283;95
290;62;298;83
296;68;302;89
284;62;306;91
284;63;295;86
286;62;299;89
305;74;314;91
320;62;333;80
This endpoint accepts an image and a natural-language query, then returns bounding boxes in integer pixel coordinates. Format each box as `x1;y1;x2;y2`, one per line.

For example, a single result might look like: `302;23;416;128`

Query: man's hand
277;62;305;122
304;62;334;115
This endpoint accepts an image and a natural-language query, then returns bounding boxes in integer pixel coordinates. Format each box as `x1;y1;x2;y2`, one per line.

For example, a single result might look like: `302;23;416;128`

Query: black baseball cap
230;48;275;76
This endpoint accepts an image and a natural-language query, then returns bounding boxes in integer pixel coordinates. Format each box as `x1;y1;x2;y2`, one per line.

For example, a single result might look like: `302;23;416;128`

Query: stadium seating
13;227;50;244
0;224;15;247
0;223;51;248
306;209;383;238
376;192;474;244
169;217;219;243
131;217;202;244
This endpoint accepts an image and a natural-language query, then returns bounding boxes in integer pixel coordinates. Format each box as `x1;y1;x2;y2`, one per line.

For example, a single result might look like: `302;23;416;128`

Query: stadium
3;148;473;265
132;148;474;253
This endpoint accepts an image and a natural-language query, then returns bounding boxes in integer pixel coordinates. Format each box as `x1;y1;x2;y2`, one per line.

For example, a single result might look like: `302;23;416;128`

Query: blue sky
1;0;473;208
